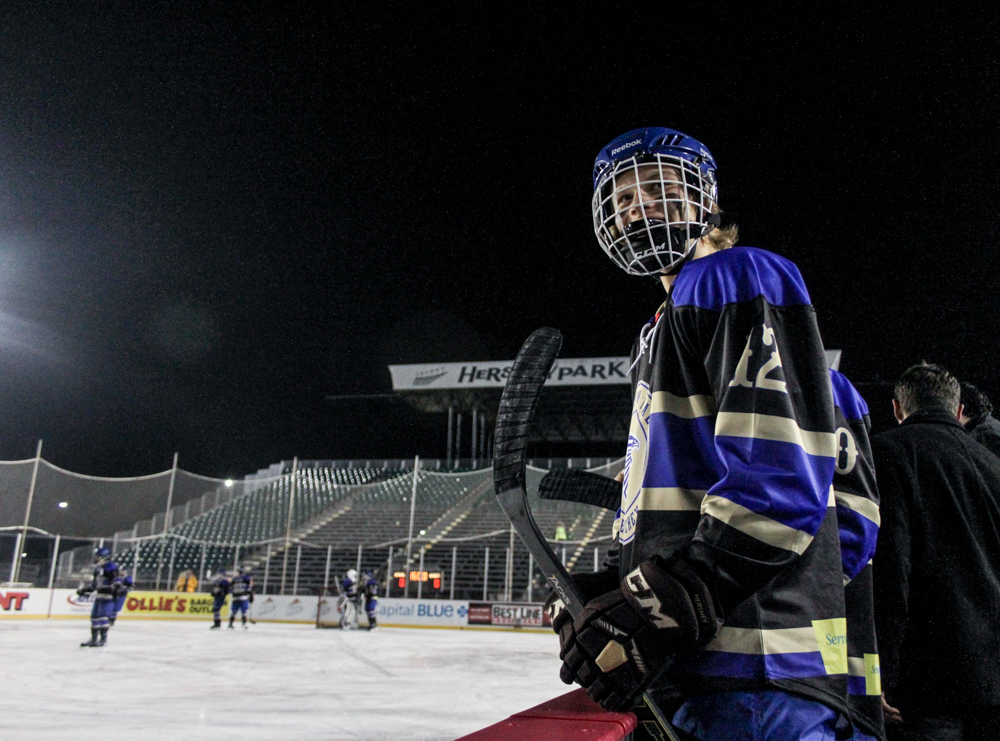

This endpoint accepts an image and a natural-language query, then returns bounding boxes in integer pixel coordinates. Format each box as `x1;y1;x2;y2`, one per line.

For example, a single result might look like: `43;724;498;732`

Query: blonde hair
704;205;738;251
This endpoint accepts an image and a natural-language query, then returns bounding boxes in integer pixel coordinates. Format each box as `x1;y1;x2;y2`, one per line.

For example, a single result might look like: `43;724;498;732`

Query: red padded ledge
456;688;638;740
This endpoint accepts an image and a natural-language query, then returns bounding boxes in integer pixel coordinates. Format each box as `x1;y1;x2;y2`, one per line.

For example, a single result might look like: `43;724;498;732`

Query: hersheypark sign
389;350;842;391
390;352;842;390
389;357;629;390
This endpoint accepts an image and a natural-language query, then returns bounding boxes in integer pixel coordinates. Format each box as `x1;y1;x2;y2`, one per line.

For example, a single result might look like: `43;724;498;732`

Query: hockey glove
561;556;720;712
76;585;94;597
544;570;620;664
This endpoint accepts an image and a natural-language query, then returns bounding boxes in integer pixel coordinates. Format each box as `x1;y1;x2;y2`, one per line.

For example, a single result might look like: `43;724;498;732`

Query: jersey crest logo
728;322;788;393
620;381;652;544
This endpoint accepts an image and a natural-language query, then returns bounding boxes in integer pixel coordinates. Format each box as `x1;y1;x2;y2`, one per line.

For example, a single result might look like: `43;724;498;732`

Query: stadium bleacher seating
108;460;620;599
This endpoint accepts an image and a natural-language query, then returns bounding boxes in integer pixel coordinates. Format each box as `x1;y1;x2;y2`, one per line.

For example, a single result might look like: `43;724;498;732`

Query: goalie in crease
544;127;878;741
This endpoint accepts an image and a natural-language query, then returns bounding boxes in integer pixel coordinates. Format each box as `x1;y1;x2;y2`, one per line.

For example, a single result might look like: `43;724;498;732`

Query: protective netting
2;457;624;601
0;460;34;530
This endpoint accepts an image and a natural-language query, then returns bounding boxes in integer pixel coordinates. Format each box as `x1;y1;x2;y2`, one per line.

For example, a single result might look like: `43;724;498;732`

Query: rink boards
0;587;550;630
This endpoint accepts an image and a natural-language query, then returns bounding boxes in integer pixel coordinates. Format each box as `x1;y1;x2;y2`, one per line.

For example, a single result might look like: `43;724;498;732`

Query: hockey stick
538;468;622;511
493;327;683;741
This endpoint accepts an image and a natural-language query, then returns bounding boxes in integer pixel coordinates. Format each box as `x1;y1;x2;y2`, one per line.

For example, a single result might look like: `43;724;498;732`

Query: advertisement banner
251;594;313;623
377;598;470;628
389;358;631;390
0;588;51;618
2;590;553;631
50;589;101;618
490;603;546;628
390;350;841;390
468;602;550;629
467;602;493;626
118;591;224;620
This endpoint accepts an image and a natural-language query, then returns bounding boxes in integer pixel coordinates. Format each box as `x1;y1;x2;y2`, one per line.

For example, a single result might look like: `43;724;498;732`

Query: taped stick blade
493;327;562;495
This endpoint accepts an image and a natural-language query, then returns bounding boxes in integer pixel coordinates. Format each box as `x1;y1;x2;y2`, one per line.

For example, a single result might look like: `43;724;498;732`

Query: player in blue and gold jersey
551;127;869;741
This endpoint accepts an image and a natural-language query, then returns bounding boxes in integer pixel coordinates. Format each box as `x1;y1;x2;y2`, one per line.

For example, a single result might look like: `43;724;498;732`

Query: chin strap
663;248;696;276
663;213;721;276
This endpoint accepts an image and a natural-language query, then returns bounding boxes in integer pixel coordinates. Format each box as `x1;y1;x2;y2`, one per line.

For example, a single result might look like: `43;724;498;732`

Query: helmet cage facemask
593;152;718;276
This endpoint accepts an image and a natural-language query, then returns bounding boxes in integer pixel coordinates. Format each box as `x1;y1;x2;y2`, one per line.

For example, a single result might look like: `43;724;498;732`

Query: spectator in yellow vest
175;569;198;592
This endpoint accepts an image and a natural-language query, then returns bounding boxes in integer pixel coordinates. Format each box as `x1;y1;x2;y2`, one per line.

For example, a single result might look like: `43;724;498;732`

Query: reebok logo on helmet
610;139;642;157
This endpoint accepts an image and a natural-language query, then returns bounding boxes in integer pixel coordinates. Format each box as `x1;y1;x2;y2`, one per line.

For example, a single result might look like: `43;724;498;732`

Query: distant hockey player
109;567;133;627
338;568;360;629
209;568;231;629
78;547;121;647
229;566;253;629
361;570;378;630
547;127;858;740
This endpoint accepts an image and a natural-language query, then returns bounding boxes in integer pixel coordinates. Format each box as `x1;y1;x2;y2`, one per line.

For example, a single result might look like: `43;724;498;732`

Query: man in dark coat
959;382;1000;459
871;363;1000;740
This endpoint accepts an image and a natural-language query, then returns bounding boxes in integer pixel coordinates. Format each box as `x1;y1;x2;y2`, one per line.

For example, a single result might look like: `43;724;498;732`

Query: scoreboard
392;570;443;591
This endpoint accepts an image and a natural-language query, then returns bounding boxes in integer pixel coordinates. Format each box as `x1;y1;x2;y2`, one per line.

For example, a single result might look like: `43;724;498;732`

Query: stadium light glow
58;501;68;508
225;479;233;488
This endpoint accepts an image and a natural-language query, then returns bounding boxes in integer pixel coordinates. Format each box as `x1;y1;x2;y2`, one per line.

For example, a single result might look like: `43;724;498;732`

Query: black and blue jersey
830;369;884;740
611;246;848;718
231;574;252;602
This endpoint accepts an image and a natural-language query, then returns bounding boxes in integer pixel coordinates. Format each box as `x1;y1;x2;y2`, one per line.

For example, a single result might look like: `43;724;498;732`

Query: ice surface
0;620;569;741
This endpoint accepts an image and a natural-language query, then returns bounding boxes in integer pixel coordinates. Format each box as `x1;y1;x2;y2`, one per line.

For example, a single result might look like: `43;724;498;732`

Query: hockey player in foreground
547;127;869;740
78;547;121;647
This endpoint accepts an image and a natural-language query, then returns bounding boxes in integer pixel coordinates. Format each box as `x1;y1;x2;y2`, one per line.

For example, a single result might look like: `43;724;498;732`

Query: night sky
1;6;998;478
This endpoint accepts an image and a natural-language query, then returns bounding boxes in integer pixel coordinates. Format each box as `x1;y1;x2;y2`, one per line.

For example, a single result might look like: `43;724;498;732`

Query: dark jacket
871;408;1000;712
966;412;1000;459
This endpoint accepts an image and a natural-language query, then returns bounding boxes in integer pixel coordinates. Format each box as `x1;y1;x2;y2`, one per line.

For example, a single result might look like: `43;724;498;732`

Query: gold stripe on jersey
715;412;837;458
703;621;848;676
705;625;826;655
703;494;815;554
650;391;717;419
637;487;708;512
833;489;881;526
